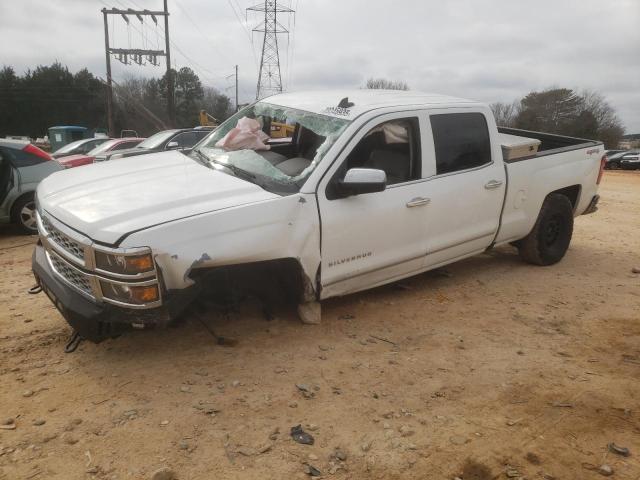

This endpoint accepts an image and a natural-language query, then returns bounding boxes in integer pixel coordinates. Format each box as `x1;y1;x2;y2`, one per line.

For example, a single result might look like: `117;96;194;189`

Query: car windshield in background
53;139;89;154
137;130;179;149
195;102;351;195
87;139;122;156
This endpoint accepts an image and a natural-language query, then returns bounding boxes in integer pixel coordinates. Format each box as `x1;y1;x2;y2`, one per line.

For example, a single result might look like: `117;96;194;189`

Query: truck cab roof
262;89;481;120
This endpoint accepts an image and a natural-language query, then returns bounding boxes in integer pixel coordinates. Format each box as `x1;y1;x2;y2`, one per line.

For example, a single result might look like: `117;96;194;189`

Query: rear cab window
430;112;492;175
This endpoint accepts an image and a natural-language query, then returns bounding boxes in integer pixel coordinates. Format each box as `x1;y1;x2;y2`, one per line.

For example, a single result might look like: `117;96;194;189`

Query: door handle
406;197;431;208
484;180;503;190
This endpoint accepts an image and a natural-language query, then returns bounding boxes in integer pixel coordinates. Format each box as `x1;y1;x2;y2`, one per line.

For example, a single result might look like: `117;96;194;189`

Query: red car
57;137;145;168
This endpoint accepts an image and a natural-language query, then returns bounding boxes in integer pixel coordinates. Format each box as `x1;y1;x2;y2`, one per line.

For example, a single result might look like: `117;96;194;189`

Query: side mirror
166;141;180;150
336;168;386;197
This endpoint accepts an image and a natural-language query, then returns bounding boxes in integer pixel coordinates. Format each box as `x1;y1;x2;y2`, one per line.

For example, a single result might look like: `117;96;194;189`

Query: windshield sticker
323;106;351;117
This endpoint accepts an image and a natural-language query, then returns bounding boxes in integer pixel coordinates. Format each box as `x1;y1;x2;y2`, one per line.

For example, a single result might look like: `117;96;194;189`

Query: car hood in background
37;151;278;245
57;154;93;166
100;146;153;160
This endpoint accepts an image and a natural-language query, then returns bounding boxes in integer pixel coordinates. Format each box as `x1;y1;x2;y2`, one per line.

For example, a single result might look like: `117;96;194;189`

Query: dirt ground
1;171;639;480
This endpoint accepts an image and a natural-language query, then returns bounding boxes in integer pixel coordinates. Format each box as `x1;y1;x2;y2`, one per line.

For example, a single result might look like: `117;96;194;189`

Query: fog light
100;281;159;305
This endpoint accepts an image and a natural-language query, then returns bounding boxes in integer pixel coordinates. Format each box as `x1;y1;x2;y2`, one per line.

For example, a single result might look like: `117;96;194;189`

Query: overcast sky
1;0;639;131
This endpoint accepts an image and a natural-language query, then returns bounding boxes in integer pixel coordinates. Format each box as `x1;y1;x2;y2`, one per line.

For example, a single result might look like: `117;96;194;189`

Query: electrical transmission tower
247;1;294;100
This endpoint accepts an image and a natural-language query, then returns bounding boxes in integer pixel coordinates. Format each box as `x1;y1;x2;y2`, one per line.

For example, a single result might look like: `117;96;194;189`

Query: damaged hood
37;150;279;245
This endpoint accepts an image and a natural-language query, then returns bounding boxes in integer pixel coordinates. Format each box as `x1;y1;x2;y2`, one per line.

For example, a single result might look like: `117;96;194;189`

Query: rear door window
0;147;47;167
430;113;492;175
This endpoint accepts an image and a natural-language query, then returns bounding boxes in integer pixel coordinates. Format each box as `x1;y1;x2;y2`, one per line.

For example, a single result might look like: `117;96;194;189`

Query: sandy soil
1;171;639;480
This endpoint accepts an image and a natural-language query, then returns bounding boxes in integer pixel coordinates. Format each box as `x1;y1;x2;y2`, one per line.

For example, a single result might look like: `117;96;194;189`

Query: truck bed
497;127;601;162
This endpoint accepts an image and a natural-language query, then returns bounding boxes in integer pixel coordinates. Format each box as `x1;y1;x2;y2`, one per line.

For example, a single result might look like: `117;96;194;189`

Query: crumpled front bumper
32;243;197;343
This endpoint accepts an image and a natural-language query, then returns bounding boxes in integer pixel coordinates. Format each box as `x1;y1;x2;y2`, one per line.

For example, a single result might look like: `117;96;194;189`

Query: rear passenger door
422;110;506;267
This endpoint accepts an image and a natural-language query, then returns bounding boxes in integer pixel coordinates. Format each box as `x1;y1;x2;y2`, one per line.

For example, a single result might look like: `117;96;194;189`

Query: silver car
0;139;63;233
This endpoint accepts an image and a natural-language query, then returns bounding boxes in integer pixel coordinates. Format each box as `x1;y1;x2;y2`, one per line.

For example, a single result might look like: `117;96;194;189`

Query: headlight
95;250;155;275
100;281;159;305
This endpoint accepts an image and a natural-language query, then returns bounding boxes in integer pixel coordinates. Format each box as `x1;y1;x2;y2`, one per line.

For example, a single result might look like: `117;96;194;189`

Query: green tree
514;87;624;147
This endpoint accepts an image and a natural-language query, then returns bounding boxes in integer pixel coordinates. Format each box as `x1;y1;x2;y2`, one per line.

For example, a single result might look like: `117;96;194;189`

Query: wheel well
10;191;35;220
550;185;581;211
189;258;312;309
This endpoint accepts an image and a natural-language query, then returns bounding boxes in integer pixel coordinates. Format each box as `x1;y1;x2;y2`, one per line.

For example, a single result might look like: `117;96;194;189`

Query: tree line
0;62;234;138
491;88;624;148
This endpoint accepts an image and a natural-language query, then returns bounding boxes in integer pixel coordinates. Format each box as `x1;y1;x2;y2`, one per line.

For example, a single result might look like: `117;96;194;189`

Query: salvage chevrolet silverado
32;90;605;342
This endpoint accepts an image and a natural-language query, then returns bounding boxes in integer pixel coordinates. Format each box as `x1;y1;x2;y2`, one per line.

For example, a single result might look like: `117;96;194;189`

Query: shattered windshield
194;102;350;195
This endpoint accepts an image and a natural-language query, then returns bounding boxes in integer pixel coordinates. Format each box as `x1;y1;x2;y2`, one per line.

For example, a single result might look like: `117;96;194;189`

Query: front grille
41;215;85;261
47;250;93;297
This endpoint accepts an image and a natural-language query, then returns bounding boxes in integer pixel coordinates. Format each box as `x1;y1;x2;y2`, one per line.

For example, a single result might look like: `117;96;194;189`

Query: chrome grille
47;250;93;297
41;215;85;261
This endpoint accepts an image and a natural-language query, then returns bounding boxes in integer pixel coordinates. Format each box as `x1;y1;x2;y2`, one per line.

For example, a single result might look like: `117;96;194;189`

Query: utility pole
247;0;294;100
102;10;114;137
235;64;239;112
163;0;175;126
101;3;174;132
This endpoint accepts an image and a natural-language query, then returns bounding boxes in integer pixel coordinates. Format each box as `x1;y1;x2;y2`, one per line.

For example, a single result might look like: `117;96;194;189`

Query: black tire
518;193;574;266
11;194;38;235
608;161;619;170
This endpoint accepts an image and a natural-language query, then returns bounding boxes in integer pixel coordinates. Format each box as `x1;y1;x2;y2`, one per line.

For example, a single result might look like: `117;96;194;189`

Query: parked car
605;150;639;169
32;90;604;342
619;151;640;169
96;127;212;162
0;139;62;233
52;137;111;159
57;137;145;169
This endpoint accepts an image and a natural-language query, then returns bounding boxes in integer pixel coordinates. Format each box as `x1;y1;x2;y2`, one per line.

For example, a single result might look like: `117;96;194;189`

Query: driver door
317;112;430;298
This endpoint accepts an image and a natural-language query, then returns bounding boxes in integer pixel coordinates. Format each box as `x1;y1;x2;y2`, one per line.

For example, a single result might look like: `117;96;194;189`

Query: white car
32;90;605;342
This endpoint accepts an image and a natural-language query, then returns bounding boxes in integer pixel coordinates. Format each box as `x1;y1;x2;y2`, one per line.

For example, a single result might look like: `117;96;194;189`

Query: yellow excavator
199;110;219;128
269;121;295;138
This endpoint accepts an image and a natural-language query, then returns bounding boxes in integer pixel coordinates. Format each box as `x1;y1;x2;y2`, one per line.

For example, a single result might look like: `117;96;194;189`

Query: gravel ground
1;171;639;480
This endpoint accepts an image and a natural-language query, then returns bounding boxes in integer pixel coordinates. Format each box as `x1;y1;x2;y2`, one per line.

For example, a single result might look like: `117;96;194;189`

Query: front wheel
11;194;38;234
518;194;574;266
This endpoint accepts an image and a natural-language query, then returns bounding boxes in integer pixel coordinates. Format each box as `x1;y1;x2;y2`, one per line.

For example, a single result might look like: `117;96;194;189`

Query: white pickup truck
32;90;605;342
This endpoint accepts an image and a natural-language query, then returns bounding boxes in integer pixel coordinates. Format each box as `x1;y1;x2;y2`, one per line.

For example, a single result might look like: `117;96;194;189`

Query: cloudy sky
1;0;639;131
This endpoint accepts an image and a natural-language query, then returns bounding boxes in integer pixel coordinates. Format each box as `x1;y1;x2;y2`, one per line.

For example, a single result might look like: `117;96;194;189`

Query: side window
170;132;197;148
1;147;46;167
112;142;134;151
430;113;491;175
81;140;96;153
344;118;421;186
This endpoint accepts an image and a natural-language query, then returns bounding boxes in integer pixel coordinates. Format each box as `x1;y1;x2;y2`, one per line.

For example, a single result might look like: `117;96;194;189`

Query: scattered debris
338;314;355;320
360;439;373;452
22;390;34;398
332;448;347;461
32;419;46;426
291;425;314;445
551;401;574;408
150;466;176;480
598;465;614;477
303;463;322;476
583;463;614;476
608;442;630;457
505;467;521;478
631;267;640;274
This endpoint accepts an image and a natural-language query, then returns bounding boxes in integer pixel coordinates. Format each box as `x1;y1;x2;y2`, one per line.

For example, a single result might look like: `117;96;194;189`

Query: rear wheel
518;194;574;266
11;194;38;234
